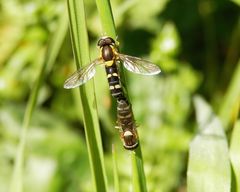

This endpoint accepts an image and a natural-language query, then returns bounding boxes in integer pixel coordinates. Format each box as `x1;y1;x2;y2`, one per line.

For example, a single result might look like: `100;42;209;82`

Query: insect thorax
102;45;115;61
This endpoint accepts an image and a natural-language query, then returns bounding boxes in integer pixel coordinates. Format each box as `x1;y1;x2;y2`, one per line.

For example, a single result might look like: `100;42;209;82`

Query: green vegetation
67;0;107;191
0;0;239;192
188;96;231;192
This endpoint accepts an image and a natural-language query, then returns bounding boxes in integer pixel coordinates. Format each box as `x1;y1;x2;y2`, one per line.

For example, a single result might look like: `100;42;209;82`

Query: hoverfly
64;36;161;99
116;99;138;150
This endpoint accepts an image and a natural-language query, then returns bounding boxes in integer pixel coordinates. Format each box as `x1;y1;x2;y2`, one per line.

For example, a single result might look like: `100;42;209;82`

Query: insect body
64;36;161;99
116;99;138;150
98;37;125;99
105;64;125;100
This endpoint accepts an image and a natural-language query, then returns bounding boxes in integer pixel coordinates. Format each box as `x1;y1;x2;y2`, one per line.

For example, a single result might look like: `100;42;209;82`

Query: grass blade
112;145;120;192
95;0;128;92
9;10;68;192
230;120;240;192
67;0;108;191
219;59;240;129
132;144;147;192
95;0;116;37
187;96;231;192
95;0;147;191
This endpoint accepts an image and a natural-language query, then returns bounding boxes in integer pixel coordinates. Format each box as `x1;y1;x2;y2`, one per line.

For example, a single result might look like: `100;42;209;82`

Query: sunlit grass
112;145;120;192
219;59;240;129
2;1;239;192
67;0;108;191
95;0;148;191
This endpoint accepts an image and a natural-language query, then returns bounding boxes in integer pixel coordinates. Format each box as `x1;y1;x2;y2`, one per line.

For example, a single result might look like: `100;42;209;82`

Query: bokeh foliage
0;0;239;191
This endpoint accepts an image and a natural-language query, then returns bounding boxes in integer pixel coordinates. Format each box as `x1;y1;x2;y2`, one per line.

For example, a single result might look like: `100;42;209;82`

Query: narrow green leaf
95;1;147;191
230;120;240;192
112;145;120;192
95;0;116;37
67;0;108;191
219;59;240;129
95;0;128;94
9;10;68;192
187;96;231;192
132;144;147;192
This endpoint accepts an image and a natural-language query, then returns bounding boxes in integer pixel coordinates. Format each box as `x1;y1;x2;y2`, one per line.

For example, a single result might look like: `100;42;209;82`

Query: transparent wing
64;58;103;89
118;54;161;75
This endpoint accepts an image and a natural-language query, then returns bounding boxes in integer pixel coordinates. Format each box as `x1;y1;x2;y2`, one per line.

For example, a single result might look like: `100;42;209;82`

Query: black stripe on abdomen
105;64;125;99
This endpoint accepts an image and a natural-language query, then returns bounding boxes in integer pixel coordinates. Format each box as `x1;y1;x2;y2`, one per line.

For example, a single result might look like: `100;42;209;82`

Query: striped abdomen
105;63;125;100
116;99;138;150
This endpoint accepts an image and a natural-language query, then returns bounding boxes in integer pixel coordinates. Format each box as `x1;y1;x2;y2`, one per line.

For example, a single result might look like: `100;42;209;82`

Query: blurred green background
0;0;239;191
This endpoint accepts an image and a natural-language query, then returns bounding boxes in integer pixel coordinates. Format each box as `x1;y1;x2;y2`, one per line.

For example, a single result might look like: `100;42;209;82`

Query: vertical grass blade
132;145;147;192
112;145;120;192
187;96;231;192
219;59;240;129
230;120;240;192
9;10;68;192
222;18;240;83
95;0;147;191
95;0;128;92
95;0;116;37
67;0;107;191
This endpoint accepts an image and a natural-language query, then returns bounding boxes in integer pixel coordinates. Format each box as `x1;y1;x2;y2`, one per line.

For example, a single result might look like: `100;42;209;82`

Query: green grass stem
95;0;147;191
95;0;116;37
132;144;147;192
67;0;107;191
9;10;68;192
112;145;120;192
219;59;240;129
222;19;240;84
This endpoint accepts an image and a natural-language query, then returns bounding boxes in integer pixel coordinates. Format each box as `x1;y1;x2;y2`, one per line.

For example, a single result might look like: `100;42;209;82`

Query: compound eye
98;36;115;47
97;39;104;47
109;37;115;45
103;37;114;45
105;38;111;44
